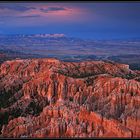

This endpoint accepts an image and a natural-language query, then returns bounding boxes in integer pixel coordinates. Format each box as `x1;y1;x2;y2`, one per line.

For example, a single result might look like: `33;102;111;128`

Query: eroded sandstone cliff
0;58;140;138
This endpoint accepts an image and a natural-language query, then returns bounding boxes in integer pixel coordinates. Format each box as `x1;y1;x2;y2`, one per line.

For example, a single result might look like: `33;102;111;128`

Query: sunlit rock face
0;58;140;138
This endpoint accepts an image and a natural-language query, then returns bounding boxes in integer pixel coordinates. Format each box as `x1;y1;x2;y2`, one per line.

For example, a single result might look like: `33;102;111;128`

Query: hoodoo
0;58;140;138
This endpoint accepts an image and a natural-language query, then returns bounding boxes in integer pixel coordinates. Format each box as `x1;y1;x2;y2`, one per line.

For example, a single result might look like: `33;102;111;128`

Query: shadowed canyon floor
0;58;140;138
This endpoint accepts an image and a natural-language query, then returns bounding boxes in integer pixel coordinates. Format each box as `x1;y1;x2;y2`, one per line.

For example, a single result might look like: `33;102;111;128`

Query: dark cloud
40;7;67;13
16;15;41;18
0;4;36;12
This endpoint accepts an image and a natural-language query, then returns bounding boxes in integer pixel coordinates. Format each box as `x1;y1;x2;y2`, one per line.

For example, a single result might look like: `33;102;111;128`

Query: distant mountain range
0;34;140;70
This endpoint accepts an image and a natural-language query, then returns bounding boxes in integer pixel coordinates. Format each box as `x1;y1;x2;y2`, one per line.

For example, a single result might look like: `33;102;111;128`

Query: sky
0;2;140;39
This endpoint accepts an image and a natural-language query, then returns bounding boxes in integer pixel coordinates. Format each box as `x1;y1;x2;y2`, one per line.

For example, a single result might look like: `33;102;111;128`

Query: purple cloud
0;4;36;12
16;15;41;18
40;7;67;13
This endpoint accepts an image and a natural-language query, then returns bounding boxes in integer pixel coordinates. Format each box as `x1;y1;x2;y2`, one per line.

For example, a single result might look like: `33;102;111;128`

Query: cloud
0;4;68;13
40;6;67;13
0;4;36;12
16;15;41;18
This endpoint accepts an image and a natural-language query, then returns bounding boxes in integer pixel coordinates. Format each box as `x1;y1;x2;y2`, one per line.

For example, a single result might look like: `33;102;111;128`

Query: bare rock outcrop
0;58;140;138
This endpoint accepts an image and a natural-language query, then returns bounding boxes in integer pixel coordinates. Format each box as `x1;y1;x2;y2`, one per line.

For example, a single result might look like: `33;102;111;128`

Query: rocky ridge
0;58;140;138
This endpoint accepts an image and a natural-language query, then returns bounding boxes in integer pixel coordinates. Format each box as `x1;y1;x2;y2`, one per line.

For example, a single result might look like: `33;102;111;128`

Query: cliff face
0;58;140;138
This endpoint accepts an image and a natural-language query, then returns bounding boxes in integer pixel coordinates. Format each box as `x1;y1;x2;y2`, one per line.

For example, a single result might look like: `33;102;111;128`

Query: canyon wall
0;58;140;138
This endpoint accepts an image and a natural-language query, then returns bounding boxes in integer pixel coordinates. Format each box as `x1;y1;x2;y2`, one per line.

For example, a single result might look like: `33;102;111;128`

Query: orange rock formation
0;58;140;138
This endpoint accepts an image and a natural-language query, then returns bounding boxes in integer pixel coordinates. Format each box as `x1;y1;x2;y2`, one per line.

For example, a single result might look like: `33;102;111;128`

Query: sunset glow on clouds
0;3;84;27
0;2;140;39
0;3;79;19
